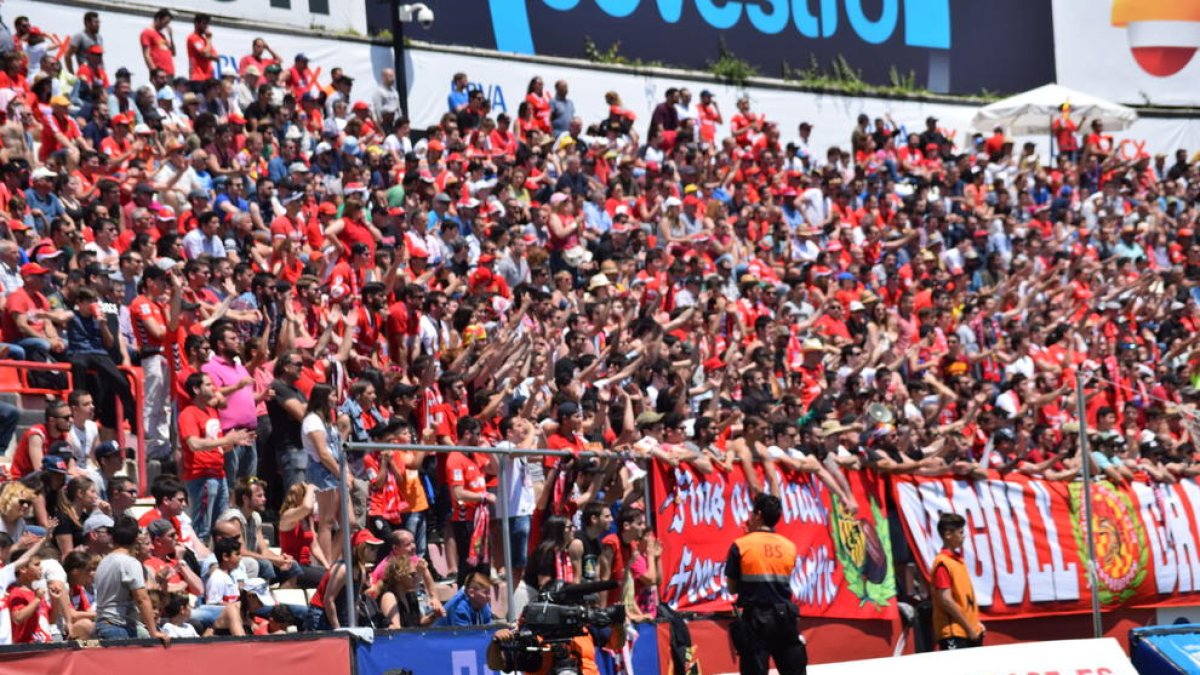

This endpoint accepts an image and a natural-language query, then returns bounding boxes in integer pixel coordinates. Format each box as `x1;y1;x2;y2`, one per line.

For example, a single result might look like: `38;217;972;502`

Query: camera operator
486;582;626;675
726;493;807;675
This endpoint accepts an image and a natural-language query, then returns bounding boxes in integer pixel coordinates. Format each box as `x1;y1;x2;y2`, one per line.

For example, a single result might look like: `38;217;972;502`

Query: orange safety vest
931;550;981;639
731;530;797;606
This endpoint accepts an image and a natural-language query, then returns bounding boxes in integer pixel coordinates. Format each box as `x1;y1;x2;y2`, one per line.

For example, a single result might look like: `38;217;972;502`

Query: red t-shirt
179;404;225;480
130;295;169;349
186;33;215;81
545;430;585;470
6;585;50;643
3;288;48;343
140;28;175;75
445;451;486;522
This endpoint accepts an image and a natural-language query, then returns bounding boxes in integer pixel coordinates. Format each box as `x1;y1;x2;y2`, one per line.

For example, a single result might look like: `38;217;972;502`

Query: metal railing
0;360;147;492
340;442;652;627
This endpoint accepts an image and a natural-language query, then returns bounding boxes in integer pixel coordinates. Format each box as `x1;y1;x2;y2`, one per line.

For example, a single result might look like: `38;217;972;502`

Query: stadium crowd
0;3;1195;647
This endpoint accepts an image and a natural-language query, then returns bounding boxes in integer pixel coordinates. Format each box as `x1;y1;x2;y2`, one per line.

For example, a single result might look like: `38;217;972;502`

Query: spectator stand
343;441;648;624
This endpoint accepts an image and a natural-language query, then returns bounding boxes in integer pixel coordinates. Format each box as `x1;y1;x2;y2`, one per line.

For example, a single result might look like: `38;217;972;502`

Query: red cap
111;113;131;127
427;139;445;153
683;195;701;207
469;268;494;288
318;202;338;216
408;246;429;259
703;357;725;373
477;253;495;265
229;113;246;125
386;206;405;217
1180;228;1194;238
8;219;29;232
352;529;383;547
352;101;370;112
20;262;50;276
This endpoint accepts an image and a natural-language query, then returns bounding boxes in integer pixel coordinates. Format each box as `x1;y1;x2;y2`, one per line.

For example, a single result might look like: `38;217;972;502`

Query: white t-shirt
301;413;333;465
66;421;99;469
163;621;200;638
205;567;240;605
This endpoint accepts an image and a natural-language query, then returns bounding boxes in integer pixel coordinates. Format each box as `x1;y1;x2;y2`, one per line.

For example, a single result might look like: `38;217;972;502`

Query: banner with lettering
893;473;1200;619
651;461;897;619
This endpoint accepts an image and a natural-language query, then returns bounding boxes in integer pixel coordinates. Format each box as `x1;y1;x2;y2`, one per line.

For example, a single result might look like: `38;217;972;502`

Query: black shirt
266;379;306;450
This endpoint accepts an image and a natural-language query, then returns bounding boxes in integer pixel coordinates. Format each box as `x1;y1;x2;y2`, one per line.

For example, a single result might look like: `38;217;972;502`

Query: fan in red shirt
140;9;176;76
445;417;495;584
186;14;218;86
178;372;254;541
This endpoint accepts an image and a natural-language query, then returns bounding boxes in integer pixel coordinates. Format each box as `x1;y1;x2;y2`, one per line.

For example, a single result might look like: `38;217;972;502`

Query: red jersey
446;451;487;521
186;32;215;81
179;404;225;480
140;28;174;75
130;294;169;349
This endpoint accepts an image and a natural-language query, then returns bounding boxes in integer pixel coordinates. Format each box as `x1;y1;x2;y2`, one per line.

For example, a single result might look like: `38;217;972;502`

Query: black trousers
938;636;983;650
69;352;136;428
730;603;807;675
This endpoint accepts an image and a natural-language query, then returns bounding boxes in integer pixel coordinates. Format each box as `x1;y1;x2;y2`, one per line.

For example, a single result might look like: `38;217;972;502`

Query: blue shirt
448;88;469;113
434;589;493;627
24;189;65;234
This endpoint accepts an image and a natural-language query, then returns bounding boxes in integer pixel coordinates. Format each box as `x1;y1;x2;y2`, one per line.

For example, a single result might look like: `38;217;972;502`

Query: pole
1075;372;1103;639
339;438;356;629
391;1;408;119
498;454;516;623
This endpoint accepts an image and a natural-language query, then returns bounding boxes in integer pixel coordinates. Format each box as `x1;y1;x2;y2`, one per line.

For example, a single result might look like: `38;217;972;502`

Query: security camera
398;3;434;29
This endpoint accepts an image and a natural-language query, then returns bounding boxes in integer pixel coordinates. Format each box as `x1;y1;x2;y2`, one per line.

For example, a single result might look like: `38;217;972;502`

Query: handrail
0;359;147;493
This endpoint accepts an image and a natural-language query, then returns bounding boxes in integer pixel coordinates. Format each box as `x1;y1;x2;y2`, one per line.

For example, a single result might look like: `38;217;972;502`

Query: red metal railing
0;360;148;493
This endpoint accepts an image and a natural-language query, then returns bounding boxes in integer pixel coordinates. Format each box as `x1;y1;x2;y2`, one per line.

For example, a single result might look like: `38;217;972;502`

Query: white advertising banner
406;46;1200;170
1053;0;1200;107
53;0;367;38
809;638;1137;675
6;0;390;99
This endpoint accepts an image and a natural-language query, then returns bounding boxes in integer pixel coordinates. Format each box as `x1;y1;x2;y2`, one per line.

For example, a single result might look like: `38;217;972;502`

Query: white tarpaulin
809;638;1137;675
972;83;1139;135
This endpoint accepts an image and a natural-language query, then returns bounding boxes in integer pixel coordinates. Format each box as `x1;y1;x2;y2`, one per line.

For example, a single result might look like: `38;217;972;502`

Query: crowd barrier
356;624;660;675
0;359;147;493
0;623;662;674
0;631;354;675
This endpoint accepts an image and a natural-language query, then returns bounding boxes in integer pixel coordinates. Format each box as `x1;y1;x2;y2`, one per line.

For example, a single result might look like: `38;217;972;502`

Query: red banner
893;473;1200;619
651;461;897;619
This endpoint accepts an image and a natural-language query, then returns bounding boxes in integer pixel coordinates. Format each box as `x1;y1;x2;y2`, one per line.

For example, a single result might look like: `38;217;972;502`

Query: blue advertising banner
355;624;660;675
370;0;1055;95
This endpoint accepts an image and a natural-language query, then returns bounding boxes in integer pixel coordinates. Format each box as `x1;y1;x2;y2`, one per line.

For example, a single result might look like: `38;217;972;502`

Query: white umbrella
972;83;1138;135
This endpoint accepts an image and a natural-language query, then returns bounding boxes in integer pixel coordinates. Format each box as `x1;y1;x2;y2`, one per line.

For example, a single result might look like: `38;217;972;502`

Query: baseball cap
557;401;580;418
49;95;71;107
636;411;665;427
19;262;50;276
30;167;56;181
147;519;175;538
42;454;69;474
83;512;115;534
352;529;383;547
95;441;123;459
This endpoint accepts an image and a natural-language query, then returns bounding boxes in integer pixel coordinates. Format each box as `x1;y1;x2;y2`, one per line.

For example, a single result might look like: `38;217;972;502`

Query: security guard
725;493;806;675
931;512;984;649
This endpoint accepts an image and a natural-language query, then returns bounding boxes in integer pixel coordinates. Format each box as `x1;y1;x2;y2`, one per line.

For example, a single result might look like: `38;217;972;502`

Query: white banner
406;47;1200;166
1054;0;1200;107
809;638;1137;675
61;0;366;38
7;0;389;102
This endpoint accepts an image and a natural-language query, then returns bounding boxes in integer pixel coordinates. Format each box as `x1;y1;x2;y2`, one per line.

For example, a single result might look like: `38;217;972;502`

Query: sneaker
434;571;457;585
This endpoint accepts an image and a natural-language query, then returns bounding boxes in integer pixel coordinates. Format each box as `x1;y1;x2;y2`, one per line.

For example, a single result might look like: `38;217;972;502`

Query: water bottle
413;556;432;616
